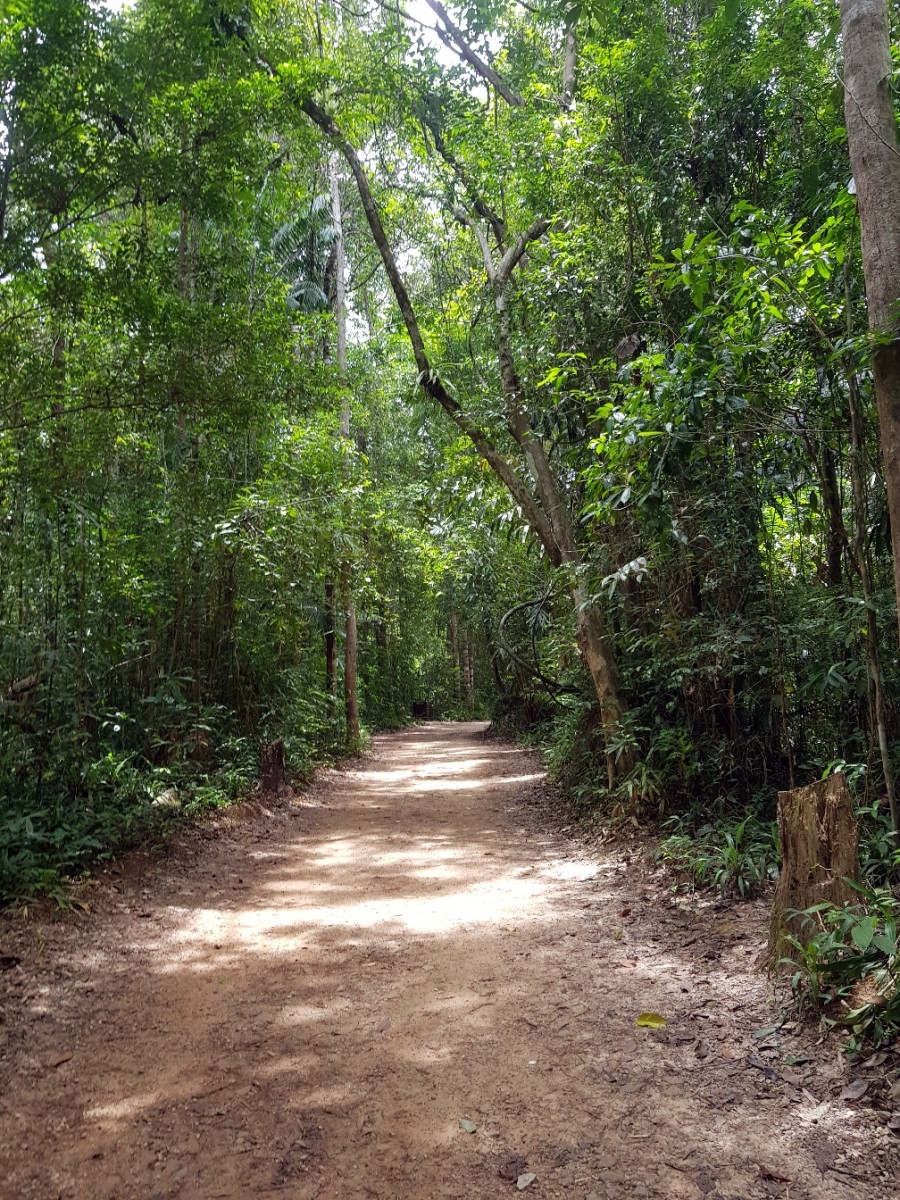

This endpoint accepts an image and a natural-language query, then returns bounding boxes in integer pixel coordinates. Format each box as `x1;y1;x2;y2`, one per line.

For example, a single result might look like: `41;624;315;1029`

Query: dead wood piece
260;737;286;794
4;674;39;698
767;772;860;965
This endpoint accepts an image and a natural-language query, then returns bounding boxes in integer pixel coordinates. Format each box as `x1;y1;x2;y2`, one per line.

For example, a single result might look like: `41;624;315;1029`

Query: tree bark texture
767;773;861;964
561;22;577;107
841;0;900;646
260;736;286;793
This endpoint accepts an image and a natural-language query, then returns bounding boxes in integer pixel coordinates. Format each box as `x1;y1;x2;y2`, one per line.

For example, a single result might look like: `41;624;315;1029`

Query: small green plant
655;825;707;882
707;815;780;898
856;802;900;885
656;813;780;898
784;884;900;1050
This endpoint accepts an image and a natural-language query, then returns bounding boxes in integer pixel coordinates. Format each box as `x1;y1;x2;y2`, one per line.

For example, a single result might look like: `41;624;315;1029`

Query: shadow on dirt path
0;722;895;1198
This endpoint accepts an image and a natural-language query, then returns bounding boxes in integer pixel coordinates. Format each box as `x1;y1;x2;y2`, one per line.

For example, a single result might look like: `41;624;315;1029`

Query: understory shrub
785;884;900;1050
655;813;781;898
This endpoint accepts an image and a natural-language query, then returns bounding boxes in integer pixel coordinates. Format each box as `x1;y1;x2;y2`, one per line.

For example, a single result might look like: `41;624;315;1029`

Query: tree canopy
2;0;900;944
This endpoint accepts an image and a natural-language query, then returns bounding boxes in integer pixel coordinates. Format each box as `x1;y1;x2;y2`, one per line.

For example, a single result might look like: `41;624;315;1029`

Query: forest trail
0;724;894;1200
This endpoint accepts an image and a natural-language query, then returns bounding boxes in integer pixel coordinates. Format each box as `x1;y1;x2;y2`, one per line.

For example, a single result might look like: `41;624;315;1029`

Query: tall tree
300;97;632;776
329;152;361;744
840;0;900;645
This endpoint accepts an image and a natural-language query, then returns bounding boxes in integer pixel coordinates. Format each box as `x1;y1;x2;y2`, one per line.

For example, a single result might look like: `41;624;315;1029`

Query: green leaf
636;1012;667;1028
752;1021;783;1039
850;920;875;953
536;366;563;388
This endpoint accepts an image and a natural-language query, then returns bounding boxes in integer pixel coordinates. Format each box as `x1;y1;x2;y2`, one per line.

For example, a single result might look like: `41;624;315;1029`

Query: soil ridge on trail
0;722;894;1198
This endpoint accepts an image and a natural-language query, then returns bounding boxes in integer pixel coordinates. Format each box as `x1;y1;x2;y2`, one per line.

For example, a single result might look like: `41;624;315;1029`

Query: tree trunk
490;259;632;770
464;627;475;713
303;99;559;548
330;153;360;745
820;442;844;589
571;576;631;785
325;579;338;709
448;608;461;702
841;0;900;647
561;21;577;108
767;773;860;964
341;560;360;742
374;611;393;721
485;617;506;694
260;737;285;794
846;371;899;832
421;0;523;106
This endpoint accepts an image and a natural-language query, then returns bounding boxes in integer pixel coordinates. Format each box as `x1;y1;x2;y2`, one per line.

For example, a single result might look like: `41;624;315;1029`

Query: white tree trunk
330;153;360;743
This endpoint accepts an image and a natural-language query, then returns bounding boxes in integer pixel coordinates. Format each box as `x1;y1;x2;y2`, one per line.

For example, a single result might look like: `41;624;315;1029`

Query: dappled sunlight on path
0;722;888;1200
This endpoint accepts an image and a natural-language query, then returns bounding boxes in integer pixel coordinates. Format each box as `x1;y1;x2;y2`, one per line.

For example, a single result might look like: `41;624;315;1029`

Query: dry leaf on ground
636;1012;667;1029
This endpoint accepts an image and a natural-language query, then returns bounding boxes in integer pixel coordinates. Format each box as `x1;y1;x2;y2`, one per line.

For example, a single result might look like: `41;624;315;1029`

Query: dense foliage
2;1;900;1047
0;0;497;896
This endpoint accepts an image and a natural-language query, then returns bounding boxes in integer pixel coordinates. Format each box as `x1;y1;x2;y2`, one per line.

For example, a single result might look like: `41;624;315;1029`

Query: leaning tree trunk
489;243;633;775
301;99;633;773
841;0;900;648
767;773;861;964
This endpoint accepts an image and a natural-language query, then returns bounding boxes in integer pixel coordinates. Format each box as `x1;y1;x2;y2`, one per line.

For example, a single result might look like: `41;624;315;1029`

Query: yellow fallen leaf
636;1012;667;1029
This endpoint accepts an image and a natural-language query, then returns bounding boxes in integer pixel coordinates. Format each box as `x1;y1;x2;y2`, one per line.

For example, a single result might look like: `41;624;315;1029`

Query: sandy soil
1;722;897;1200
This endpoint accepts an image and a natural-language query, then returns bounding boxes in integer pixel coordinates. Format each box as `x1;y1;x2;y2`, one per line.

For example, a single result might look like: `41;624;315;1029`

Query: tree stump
260;737;285;794
767;772;860;965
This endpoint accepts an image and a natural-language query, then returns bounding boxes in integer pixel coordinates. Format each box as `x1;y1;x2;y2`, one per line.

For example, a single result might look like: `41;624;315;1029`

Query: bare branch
419;105;507;244
455;208;498;280
495;219;550;285
420;0;524;107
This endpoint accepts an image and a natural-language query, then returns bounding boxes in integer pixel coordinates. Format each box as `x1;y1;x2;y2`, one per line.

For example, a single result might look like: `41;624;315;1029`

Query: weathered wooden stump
767;772;860;965
260;737;285;794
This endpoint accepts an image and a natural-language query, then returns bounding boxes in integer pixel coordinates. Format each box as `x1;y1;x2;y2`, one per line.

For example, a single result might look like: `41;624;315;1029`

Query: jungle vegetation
3;0;900;989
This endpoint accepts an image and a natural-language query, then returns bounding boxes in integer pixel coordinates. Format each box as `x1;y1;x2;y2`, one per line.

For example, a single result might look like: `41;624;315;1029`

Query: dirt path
1;723;896;1199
